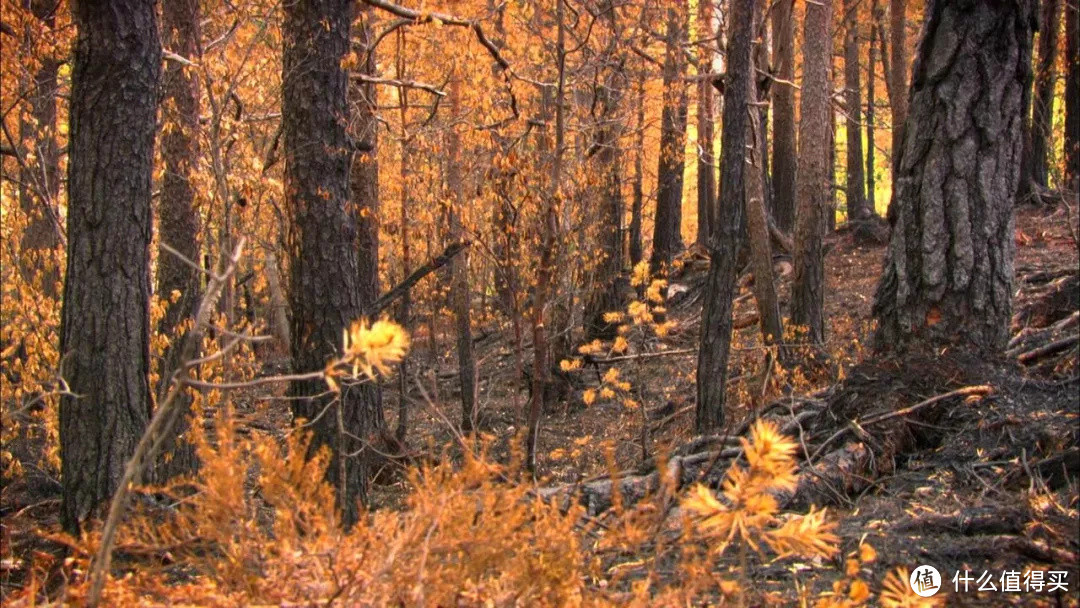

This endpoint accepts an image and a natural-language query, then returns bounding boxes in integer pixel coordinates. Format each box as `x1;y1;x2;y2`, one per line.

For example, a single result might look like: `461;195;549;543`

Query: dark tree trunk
284;0;366;526
1029;0;1061;191
650;2;689;273
771;0;797;232
873;0;1035;355
585;2;626;340
844;0;868;221
696;0;716;246
697;0;754;432
350;3;385;445
153;0;203;482
446;71;476;433
629;76;646;266
790;0;833;346
17;0;61;294
59;0;160;534
1067;0;1080;190
867;3;879;211
889;0;908;167
394;29;411;444
746;35;786;359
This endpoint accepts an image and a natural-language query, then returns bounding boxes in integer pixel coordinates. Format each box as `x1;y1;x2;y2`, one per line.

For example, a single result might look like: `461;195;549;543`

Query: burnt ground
1;205;1077;605
370;203;1079;605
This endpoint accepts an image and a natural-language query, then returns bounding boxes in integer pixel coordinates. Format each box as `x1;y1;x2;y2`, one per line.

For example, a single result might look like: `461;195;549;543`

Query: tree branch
365;240;471;317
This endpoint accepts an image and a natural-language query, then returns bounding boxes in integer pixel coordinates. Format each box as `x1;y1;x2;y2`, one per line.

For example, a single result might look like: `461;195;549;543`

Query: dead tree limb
365;240;470;317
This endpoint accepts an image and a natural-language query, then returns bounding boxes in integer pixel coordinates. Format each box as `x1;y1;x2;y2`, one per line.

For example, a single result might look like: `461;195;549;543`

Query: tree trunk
696;0;716;246
585;1;626;340
1067;0;1080;190
153;0;203;482
395;29;411;444
629;75;646;266
746;40;786;358
1029;0;1061;192
790;0;833;346
446;69;477;433
889;0;908;168
350;3;386;442
771;0;797;232
527;0;566;471
697;0;754;432
873;0;1035;355
60;0;160;533
650;2;689;273
867;4;878;212
284;0;366;526
843;0;868;221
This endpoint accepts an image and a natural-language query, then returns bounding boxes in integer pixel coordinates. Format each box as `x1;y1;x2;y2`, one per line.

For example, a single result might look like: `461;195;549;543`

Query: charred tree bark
771;0;797;232
153;0;203;482
747;44;786;358
790;0;833;346
697;0;754;432
284;0;366;526
889;0;908;169
1067;0;1080;190
1029;0;1061;192
527;0;567;471
843;0;868;221
629;75;646;266
59;0;160;533
696;0;716;246
585;2;627;340
350;3;385;442
867;3;879;211
873;0;1036;355
446;69;477;433
650;2;689;273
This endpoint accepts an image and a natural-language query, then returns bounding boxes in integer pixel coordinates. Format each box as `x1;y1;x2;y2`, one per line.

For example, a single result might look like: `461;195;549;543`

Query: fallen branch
1017;334;1080;365
810;385;993;463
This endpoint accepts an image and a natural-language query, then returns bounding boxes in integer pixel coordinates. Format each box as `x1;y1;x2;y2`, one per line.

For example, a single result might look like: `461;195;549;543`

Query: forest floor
1;205;1077;605
372;203;1080;605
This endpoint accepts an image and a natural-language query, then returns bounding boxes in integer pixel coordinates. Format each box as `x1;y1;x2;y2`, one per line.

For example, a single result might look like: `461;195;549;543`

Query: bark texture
867;4;879;210
350;3;385;445
629;76;646;266
1068;0;1080;189
790;0;833;346
1029;0;1061;191
889;0;908;167
59;0;160;533
771;0;797;232
650;3;689;272
697;0;753;432
844;0;868;220
585;2;626;340
695;0;716;246
283;0;366;525
154;0;202;482
446;71;476;432
873;0;1036;354
746;55;785;356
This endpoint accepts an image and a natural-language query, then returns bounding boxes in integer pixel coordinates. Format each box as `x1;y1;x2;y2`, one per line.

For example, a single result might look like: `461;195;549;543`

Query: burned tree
59;0;161;533
873;0;1036;354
